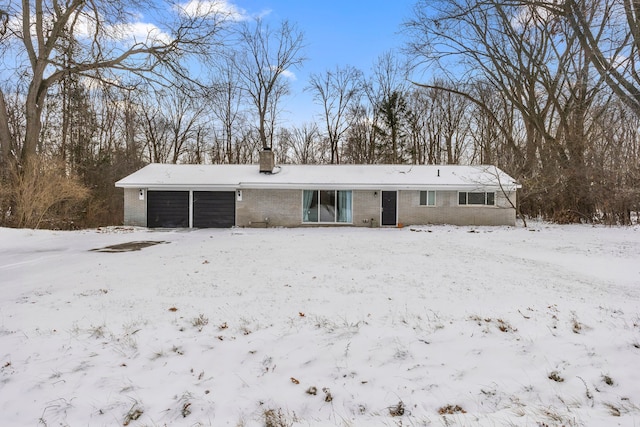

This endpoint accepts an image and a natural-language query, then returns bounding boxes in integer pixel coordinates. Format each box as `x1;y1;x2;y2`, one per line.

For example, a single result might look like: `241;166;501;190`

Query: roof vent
259;148;275;173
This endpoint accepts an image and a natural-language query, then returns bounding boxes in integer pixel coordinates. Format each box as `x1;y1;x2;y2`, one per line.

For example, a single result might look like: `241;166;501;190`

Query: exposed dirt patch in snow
90;240;168;252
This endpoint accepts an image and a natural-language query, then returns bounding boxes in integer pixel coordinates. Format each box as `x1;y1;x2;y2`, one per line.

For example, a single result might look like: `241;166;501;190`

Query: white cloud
109;21;173;45
269;65;297;81
177;0;250;21
509;4;555;33
8;8;172;47
280;69;297;81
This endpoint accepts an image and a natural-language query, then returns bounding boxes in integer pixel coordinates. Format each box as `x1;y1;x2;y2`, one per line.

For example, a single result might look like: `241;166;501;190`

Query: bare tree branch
306;65;363;164
233;18;306;149
1;0;229;166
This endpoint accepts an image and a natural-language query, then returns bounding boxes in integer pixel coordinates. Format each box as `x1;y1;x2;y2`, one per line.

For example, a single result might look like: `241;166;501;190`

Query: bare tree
306;65;363;164
233;18;305;149
509;0;640;116
405;0;550;172
342;103;378;164
0;7;8;36
372;52;408;103
369;52;412;164
136;87;206;163
73;84;146;226
0;89;11;173
405;84;474;165
466;81;519;167
428;84;472;164
0;7;12;174
277;123;324;164
209;57;246;163
183;124;210;164
141;102;171;163
0;0;229;168
405;0;615;221
588;99;640;224
404;88;431;164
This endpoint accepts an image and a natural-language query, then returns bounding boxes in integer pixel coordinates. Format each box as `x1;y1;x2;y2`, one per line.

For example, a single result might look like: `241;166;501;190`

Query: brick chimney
259;148;275;173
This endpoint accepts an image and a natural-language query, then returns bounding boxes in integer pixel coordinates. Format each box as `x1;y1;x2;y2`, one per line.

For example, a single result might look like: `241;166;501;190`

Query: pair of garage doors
147;191;235;228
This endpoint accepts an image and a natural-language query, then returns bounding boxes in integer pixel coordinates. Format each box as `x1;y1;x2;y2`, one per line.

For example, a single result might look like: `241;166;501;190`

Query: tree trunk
22;81;46;166
0;90;12;173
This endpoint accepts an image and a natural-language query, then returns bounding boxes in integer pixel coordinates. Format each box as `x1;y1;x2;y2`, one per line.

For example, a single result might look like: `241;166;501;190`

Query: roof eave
117;182;520;191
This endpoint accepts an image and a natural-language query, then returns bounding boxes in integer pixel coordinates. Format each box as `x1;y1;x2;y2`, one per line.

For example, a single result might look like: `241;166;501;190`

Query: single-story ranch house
115;155;521;228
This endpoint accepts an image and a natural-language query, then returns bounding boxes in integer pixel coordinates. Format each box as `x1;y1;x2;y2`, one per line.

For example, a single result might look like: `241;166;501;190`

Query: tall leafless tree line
1;0;638;228
405;0;640;223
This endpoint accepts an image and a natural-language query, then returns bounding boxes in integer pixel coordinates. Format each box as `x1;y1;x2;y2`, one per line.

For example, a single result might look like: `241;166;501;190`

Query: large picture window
458;191;495;206
303;190;352;223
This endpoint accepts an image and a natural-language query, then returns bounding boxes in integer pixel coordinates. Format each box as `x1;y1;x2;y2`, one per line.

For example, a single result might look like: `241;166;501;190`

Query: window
459;191;495;206
303;190;352;223
419;190;436;206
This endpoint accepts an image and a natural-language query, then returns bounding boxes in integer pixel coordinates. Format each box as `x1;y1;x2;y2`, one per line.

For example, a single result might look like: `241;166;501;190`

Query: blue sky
230;0;416;126
3;0;416;128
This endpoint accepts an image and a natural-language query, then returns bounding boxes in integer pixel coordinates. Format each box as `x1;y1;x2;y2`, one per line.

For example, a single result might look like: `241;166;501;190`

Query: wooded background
1;0;639;228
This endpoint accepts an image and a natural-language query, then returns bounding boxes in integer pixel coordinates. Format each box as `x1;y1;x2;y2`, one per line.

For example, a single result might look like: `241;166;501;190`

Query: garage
118;163;520;228
193;191;236;228
147;191;189;228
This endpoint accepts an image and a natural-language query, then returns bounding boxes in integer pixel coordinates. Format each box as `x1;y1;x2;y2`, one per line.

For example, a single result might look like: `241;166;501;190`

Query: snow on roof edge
115;163;521;191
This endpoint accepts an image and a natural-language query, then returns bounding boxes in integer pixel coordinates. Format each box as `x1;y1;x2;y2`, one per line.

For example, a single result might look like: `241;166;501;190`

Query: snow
0;223;639;426
115;163;520;191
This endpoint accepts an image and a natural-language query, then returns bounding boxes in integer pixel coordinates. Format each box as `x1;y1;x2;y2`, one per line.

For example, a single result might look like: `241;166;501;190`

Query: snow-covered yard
1;223;639;426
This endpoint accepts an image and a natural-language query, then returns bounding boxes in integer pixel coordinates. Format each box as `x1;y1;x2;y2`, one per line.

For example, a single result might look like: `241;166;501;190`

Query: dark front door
381;191;397;226
193;191;235;228
147;191;189;228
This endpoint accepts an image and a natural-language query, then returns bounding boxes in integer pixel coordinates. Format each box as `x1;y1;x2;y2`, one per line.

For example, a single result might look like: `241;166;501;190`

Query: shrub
7;157;88;228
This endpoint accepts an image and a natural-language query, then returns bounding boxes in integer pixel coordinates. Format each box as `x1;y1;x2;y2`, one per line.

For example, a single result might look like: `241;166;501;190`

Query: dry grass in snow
0;223;639;426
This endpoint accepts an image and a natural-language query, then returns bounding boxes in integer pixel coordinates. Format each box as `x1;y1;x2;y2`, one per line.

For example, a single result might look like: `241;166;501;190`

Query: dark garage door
193;191;235;228
147;191;189;228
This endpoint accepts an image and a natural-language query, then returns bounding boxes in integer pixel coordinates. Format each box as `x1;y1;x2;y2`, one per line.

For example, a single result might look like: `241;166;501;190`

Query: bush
7;157;89;229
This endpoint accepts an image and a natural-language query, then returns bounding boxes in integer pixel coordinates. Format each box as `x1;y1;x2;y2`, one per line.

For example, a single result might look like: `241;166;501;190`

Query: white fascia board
238;182;376;190
116;182;519;192
116;180;520;192
238;183;518;191
117;184;238;191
